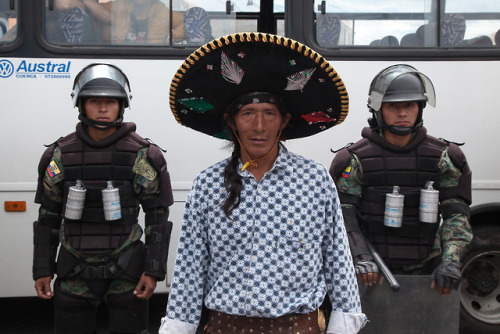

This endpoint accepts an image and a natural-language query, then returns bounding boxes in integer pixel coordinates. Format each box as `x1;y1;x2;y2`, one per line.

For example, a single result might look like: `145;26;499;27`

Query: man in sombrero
159;32;367;334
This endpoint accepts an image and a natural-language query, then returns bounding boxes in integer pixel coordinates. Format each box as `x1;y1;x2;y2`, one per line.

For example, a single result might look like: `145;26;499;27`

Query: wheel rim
461;250;500;324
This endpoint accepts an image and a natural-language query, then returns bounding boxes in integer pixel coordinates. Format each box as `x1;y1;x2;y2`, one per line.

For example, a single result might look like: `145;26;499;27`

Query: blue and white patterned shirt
160;146;367;334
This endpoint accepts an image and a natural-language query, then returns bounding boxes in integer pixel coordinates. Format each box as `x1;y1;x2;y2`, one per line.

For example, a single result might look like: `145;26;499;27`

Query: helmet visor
72;64;131;108
368;65;436;111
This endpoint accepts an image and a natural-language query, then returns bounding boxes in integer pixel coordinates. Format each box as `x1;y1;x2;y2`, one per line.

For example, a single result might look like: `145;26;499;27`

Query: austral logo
0;59;71;79
0;59;14;78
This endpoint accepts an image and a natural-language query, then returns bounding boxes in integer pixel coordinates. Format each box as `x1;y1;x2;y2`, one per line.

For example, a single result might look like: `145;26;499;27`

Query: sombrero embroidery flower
221;52;244;85
285;68;316;91
301;111;337;125
179;97;214;114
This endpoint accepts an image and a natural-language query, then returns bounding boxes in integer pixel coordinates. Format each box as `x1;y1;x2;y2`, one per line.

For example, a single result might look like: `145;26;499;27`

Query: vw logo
0;59;14;78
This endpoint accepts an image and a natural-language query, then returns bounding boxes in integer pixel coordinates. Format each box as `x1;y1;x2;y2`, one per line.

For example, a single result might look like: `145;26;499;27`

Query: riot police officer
33;63;174;333
329;64;472;296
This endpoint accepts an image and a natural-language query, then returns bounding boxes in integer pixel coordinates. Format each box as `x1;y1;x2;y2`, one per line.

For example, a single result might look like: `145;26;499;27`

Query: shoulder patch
136;159;157;181
342;166;352;178
47;160;61;178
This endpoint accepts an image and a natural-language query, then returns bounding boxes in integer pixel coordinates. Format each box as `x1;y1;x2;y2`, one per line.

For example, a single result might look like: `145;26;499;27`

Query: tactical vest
348;128;447;266
58;123;149;255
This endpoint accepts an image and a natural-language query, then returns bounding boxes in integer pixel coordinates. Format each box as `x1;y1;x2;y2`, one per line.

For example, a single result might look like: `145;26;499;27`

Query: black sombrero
169;32;348;140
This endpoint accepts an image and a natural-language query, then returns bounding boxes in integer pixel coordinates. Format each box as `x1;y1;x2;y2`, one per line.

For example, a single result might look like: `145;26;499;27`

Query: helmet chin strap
383;120;423;136
371;108;423;136
78;113;123;129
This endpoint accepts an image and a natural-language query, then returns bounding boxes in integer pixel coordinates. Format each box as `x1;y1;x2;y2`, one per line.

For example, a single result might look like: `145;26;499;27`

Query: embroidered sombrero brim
170;32;348;140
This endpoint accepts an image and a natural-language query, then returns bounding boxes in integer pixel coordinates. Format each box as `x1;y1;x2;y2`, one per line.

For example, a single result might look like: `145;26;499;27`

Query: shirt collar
237;143;293;177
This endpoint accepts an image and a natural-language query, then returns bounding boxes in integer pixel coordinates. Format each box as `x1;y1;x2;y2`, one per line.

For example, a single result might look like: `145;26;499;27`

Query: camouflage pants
57;276;137;308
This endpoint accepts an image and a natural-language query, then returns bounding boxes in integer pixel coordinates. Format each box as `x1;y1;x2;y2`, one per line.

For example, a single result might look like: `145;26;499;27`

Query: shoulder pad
447;142;468;170
38;144;57;175
329;148;353;182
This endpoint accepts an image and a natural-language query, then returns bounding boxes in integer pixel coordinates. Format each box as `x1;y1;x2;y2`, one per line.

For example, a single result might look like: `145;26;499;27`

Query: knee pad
53;281;96;334
106;290;149;333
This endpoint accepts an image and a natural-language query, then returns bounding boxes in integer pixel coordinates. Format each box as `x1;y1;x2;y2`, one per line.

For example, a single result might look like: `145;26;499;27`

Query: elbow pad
440;199;470;221
144;212;173;281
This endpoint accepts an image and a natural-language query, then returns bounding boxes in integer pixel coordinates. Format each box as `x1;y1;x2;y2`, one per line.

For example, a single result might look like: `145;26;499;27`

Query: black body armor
331;127;471;266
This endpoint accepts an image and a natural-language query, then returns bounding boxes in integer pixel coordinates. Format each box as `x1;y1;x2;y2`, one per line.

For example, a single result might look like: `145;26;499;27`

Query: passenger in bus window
159;33;367;334
103;0;185;44
33;63;174;334
0;1;17;42
51;0;112;44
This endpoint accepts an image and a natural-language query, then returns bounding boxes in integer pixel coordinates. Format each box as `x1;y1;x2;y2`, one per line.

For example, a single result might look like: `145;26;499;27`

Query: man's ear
281;113;292;130
224;113;236;130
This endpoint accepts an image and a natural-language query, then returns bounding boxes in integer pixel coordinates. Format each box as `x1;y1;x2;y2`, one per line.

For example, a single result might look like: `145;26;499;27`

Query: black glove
355;260;379;275
431;259;462;290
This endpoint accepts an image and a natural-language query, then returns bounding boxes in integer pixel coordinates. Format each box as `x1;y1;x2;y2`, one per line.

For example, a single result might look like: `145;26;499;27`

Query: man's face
231;102;290;158
84;97;120;127
380;101;419;127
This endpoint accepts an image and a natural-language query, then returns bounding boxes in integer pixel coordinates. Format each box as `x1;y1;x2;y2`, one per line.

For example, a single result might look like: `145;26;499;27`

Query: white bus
0;1;498;332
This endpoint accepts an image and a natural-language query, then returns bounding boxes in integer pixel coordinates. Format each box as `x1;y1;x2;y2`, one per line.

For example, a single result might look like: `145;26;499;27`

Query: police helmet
382;74;427;105
72;63;132;108
72;63;132;129
367;64;436;136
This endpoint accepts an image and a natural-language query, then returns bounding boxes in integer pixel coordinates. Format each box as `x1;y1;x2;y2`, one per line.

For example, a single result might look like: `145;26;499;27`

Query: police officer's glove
355;260;379;275
431;259;462;290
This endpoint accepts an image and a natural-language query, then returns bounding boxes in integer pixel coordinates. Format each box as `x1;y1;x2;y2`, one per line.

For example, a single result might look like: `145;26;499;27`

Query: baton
365;240;400;292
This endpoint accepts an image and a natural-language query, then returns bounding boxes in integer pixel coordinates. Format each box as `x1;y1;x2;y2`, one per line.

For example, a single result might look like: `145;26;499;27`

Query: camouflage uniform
33;122;173;334
332;129;472;272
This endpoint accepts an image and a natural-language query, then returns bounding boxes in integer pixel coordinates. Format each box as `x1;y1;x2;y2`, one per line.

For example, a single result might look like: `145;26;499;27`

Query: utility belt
56;241;145;281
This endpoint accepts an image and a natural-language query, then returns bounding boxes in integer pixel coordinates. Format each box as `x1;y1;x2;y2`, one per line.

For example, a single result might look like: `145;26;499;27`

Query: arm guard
342;203;372;263
144;211;172;281
33;214;61;280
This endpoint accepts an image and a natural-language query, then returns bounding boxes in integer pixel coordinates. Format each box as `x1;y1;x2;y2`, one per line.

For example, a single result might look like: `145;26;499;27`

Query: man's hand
355;260;379;286
35;276;53;299
134;273;157;300
431;259;462;296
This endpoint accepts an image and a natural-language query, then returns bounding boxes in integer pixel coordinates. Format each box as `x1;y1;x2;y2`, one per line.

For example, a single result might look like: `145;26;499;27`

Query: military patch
342;166;351;178
136;160;157;181
47;160;61;177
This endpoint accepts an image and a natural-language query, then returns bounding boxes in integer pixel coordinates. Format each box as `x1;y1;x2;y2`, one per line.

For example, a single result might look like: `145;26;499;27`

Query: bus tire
460;224;500;334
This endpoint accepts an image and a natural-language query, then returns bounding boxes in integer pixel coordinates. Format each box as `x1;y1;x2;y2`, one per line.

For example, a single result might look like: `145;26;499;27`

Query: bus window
0;0;18;44
43;1;286;49
43;0;219;46
446;1;500;47
314;0;500;48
